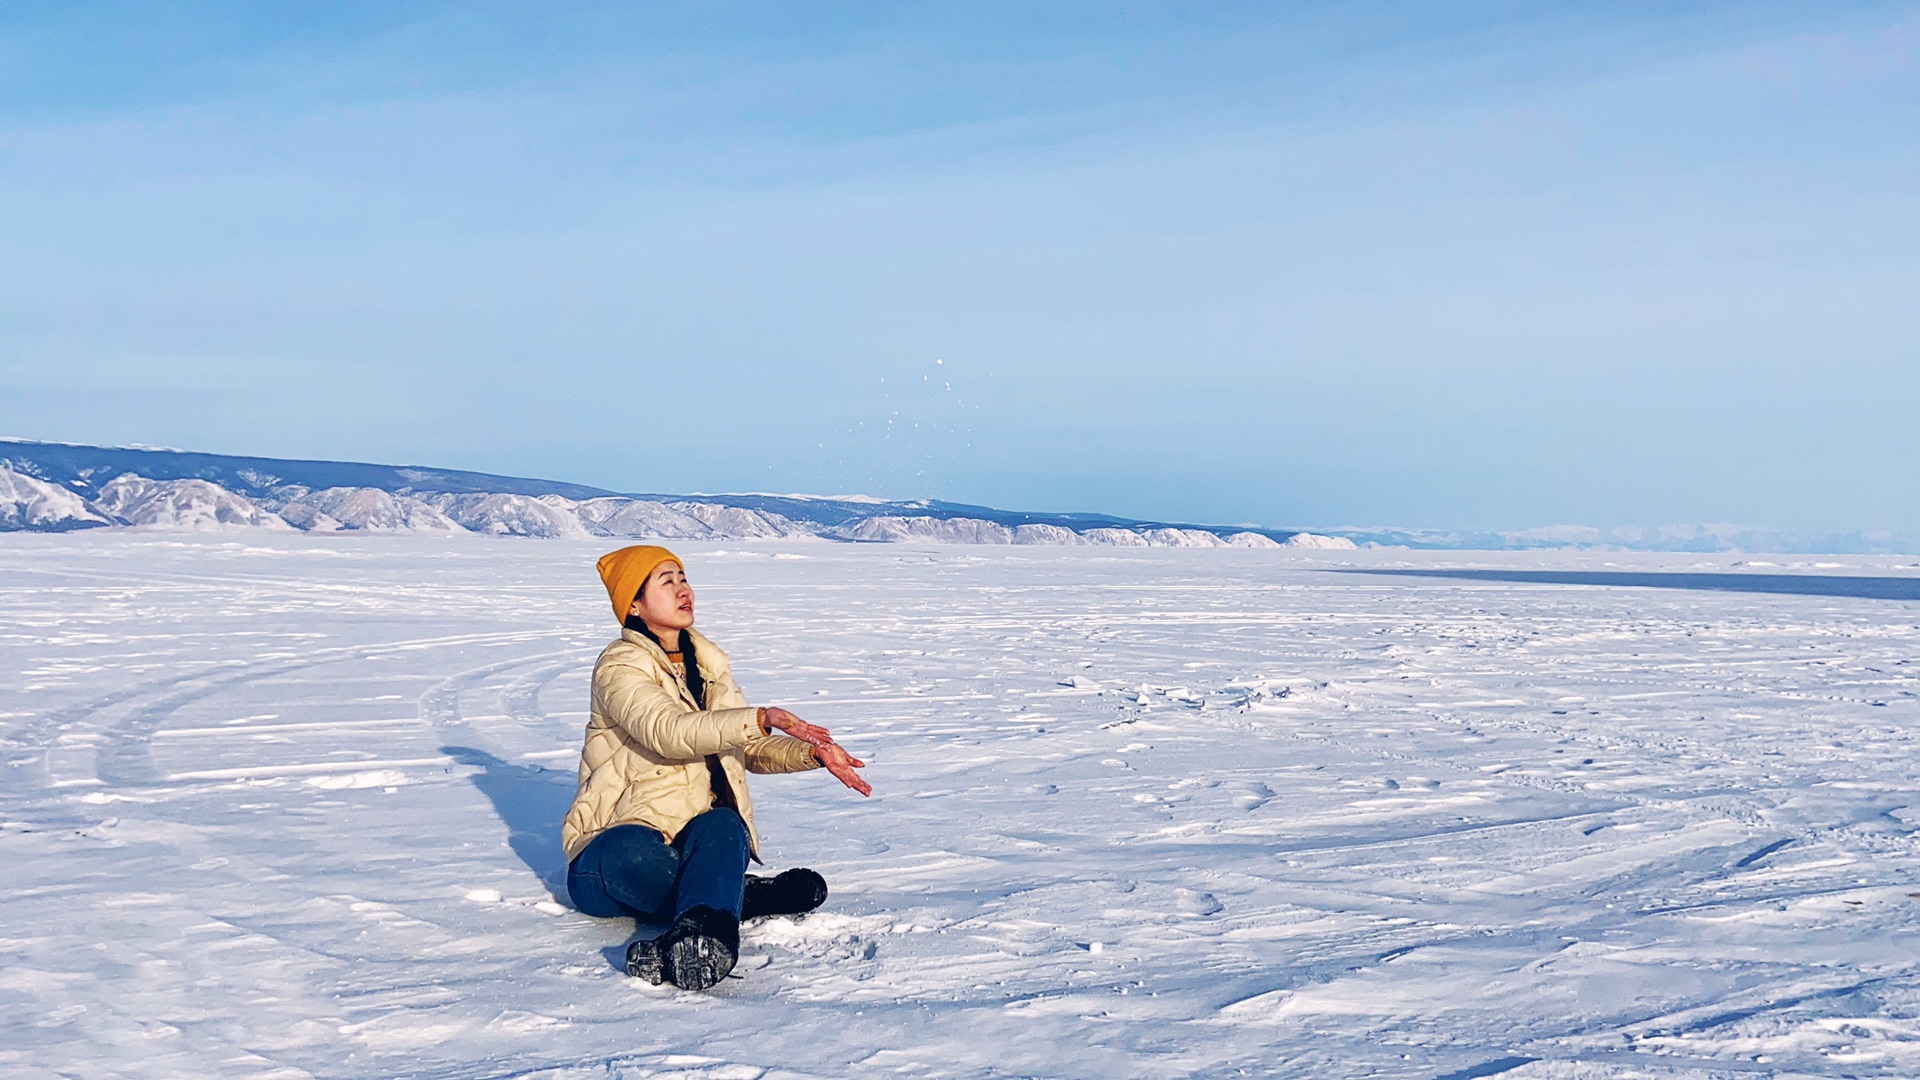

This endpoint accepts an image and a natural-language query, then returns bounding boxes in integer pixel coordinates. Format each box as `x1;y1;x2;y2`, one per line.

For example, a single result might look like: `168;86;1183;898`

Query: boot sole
665;932;737;991
625;939;665;984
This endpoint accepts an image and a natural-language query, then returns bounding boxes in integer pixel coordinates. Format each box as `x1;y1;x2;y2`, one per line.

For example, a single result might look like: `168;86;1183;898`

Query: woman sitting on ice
563;545;870;990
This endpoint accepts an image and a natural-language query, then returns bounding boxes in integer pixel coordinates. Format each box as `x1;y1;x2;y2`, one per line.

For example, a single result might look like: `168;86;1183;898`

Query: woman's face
630;561;695;634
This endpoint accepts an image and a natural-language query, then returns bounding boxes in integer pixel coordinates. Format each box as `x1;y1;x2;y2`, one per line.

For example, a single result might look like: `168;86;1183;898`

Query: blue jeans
567;808;750;923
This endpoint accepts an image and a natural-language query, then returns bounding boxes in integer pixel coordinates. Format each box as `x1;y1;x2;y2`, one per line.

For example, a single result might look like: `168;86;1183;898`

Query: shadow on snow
441;744;575;903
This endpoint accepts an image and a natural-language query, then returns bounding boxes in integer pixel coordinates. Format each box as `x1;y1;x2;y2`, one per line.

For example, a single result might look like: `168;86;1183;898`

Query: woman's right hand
763;706;833;749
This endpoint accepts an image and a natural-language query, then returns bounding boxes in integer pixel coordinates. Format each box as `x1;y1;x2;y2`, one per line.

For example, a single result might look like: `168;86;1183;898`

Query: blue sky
2;2;1915;533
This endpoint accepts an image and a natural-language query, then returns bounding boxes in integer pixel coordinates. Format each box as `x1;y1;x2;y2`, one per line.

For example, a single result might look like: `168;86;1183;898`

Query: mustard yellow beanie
596;545;682;624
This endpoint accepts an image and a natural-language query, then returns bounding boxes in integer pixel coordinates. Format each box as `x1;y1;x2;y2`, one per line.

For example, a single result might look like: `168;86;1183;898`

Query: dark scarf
623;615;707;709
623;615;735;811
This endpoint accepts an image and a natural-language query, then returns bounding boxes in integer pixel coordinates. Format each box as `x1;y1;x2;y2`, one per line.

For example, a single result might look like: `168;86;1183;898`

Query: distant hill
8;438;1904;553
0;440;622;500
0;439;1338;548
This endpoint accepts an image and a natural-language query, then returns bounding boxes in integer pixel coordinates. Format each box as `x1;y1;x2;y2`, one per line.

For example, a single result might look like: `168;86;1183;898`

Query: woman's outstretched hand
814;742;871;797
764;706;871;797
763;706;833;748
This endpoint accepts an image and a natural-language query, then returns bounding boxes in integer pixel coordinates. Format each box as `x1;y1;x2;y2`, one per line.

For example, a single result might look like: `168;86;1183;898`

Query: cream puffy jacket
561;627;820;862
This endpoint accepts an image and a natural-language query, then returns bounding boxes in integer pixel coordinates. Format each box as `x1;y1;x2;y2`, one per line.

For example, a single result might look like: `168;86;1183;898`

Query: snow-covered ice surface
4;535;1920;1079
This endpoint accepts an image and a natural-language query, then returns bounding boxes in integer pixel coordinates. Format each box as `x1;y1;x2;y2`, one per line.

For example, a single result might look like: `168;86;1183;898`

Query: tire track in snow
417;651;579;731
7;631;562;792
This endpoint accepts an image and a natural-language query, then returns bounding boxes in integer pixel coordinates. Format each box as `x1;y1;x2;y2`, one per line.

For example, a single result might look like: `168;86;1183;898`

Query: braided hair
622;613;707;709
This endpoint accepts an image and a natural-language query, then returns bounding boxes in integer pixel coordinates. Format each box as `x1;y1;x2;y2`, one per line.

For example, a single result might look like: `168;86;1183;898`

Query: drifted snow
5;535;1920;1077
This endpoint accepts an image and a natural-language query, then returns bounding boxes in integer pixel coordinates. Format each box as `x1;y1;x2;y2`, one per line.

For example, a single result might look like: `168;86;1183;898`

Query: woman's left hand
814;742;872;797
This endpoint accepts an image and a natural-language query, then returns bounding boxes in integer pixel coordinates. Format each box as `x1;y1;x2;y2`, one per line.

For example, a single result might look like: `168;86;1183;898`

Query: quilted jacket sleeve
744;733;824;774
593;654;763;762
706;659;823;776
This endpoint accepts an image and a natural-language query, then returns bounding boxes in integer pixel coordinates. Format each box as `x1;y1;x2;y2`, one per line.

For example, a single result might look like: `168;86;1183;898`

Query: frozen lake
3;534;1919;1079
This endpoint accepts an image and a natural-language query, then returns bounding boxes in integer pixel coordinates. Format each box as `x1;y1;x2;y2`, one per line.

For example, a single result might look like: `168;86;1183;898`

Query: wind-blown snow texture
4;535;1920;1078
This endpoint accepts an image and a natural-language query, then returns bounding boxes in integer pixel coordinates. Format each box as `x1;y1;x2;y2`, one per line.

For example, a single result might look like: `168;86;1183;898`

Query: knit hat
596;545;683;624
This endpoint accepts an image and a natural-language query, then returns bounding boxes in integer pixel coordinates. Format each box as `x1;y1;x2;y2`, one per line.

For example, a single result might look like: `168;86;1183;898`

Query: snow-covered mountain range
0;440;1343;548
1320;522;1920;555
7;439;1908;552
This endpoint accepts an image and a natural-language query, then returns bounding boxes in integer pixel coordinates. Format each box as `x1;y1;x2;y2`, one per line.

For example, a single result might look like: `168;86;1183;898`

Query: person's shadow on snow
441;745;576;903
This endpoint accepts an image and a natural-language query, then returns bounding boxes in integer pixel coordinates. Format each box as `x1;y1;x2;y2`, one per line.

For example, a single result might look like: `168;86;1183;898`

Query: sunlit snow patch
304;768;410;790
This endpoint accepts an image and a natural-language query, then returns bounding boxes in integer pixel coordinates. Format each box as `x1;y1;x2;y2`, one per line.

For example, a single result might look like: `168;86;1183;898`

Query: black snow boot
625;935;666;984
742;868;828;921
662;905;740;991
